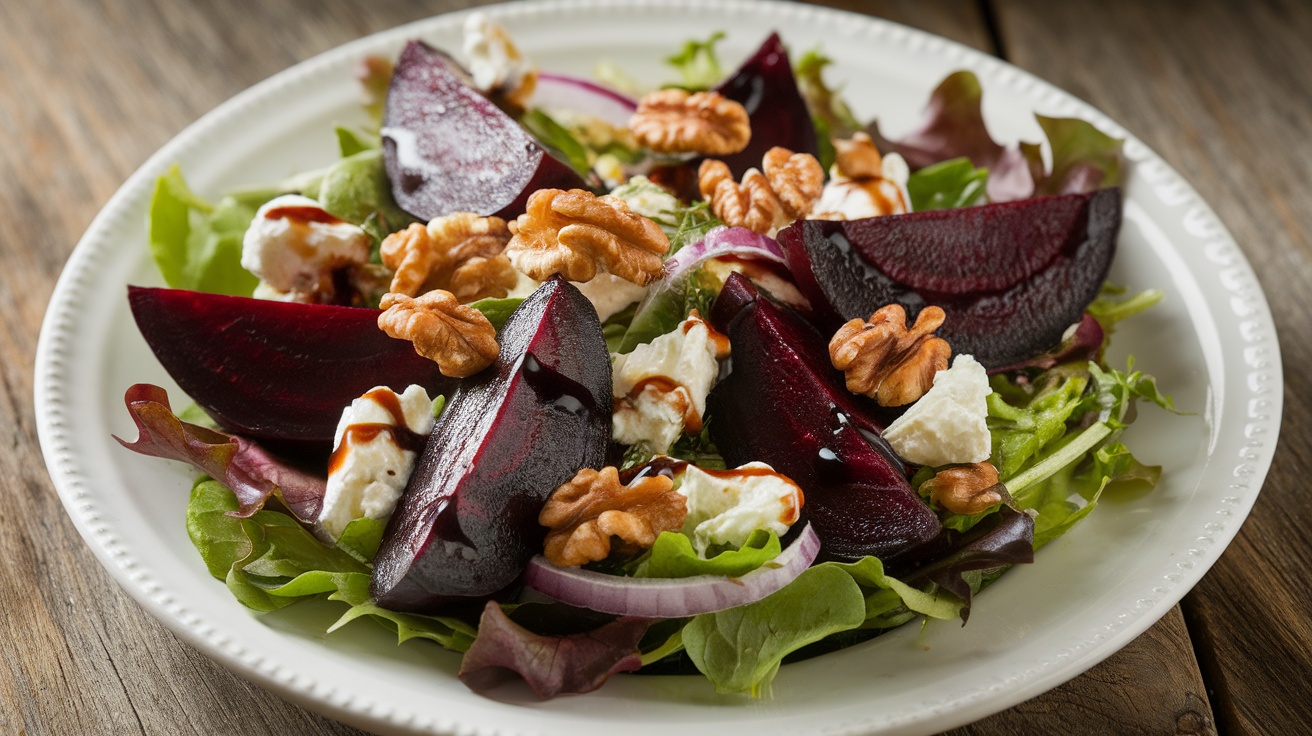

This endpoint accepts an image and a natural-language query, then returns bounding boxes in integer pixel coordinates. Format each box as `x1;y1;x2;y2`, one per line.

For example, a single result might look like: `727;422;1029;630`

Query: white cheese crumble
317;385;436;542
677;462;803;556
240;194;370;298
571;272;649;322
812;152;912;219
461;13;536;106
882;354;992;467
611;313;727;453
502;269;646;322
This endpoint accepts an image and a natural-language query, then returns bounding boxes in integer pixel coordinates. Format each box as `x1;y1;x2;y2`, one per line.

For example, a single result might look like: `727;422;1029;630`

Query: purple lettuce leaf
866;71;1034;202
458;601;649;698
867;71;1125;202
988;312;1105;374
114;384;326;522
891;506;1035;623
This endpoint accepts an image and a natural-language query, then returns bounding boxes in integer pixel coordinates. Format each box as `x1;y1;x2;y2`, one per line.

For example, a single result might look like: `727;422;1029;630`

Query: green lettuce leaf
469;297;525;332
1026;114;1126;196
317;149;416;234
794;50;861;170
634;529;781;578
665;32;726;91
906;156;989;211
148;165;259;297
683;564;865;695
335;124;380;157
519;109;593;177
187;479;475;649
617;266;719;353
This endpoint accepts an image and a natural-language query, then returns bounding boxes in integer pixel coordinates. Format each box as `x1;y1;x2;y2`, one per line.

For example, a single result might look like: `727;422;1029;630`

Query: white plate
35;1;1281;734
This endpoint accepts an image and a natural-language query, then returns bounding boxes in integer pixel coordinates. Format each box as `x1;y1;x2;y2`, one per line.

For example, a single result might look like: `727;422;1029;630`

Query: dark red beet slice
128;286;457;453
371;276;611;614
382;40;586;221
706;275;940;562
713;33;819;177
778;189;1121;368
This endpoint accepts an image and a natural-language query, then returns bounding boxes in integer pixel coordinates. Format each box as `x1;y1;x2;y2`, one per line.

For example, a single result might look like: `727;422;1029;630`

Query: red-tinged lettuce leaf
866;71;1034;202
988;312;1105;374
867;71;1126;202
1024;115;1126;197
893;506;1035;623
115;384;326;522
458;601;649;698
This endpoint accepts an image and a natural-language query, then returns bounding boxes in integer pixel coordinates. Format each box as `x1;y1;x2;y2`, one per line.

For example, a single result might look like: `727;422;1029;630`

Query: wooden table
4;0;1308;733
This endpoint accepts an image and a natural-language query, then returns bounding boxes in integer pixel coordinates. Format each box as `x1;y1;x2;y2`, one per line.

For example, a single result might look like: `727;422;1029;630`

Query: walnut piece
504;189;669;285
698;147;823;234
762;146;825;219
630;89;751;156
539;467;687;567
377;290;499;377
380;217;517;303
829;304;951;406
811;133;908;220
832;132;884;180
920;462;1004;515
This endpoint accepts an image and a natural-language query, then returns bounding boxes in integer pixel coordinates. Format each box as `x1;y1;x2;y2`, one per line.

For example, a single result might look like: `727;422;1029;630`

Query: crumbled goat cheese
677;462;803;556
882;354;992;467
813;152;912;219
611;313;727;453
317;385;435;542
462;13;535;104
572;272;649;322
240;194;370;298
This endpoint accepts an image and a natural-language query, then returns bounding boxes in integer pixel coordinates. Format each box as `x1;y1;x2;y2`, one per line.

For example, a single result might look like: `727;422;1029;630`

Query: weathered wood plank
992;0;1312;734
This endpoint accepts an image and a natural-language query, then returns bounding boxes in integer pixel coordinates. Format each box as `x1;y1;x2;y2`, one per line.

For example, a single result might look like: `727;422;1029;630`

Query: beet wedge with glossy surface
128;286;457;453
706;274;940;562
779;189;1121;369
713;33;819;177
372;276;612;614
383;40;587;221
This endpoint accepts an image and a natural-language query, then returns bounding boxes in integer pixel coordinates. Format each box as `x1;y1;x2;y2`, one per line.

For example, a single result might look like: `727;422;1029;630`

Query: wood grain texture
991;3;1312;734
0;0;1290;733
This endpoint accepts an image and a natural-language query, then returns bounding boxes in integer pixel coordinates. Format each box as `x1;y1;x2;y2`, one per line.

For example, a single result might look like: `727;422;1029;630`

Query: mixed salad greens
120;20;1176;700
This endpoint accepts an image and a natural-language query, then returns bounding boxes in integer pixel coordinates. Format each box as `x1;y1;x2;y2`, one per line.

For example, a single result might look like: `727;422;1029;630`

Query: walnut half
377;290;499;377
921;462;1005;515
504;188;669;285
539;467;687;567
380;216;517;303
629;89;751;156
829;304;951;406
698;147;823;235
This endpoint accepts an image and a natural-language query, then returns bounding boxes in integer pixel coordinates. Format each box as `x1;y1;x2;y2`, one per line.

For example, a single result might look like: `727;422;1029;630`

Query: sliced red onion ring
523;523;820;617
531;72;638;128
663;226;787;281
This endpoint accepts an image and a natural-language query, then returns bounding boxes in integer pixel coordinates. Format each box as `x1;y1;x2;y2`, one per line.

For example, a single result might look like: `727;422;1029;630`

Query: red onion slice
523;523;820;617
663;226;787;282
530;73;638;128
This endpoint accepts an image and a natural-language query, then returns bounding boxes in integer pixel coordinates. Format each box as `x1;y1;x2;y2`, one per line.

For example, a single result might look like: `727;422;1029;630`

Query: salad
116;17;1175;700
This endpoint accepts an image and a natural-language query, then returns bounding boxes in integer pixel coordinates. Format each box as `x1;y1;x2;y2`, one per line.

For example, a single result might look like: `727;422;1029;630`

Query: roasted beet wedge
707;275;940;562
382;40;586;221
779;189;1121;368
128;286;456;452
372;276;612;613
713;32;819;176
